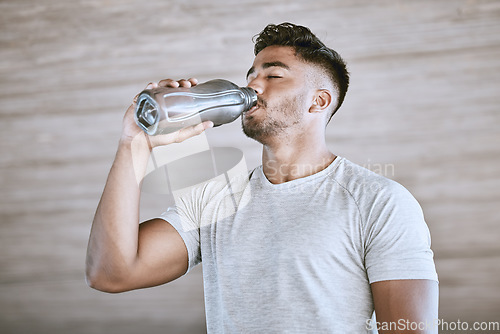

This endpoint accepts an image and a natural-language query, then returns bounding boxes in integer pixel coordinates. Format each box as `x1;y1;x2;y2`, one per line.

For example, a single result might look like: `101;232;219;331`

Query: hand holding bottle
120;78;214;151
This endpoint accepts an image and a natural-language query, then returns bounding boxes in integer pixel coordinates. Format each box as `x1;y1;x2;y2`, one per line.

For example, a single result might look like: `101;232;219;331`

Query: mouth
244;105;260;116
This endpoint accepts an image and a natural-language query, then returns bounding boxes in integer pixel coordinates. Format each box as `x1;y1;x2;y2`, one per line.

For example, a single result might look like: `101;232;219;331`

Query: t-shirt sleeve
157;207;201;274
363;182;438;284
156;182;210;273
154;172;249;274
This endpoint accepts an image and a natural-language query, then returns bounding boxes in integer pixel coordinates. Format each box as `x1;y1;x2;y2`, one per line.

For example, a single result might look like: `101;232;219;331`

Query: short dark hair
253;22;349;122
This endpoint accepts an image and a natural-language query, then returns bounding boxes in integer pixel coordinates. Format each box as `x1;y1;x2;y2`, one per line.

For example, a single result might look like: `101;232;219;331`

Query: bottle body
135;79;257;135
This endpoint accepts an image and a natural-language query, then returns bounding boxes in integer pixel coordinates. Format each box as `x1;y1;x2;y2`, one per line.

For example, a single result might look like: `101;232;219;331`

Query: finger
144;82;157;90
178;79;192;88
188;78;199;86
173;121;214;143
158;79;180;88
202;120;214;129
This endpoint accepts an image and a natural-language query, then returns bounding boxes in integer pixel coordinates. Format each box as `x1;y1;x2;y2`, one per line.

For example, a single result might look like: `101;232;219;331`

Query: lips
245;105;259;116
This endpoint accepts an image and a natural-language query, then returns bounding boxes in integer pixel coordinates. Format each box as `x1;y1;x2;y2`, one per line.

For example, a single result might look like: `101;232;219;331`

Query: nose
247;77;264;95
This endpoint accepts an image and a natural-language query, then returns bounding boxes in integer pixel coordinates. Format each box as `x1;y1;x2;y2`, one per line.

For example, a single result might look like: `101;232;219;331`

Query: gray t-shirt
158;156;438;333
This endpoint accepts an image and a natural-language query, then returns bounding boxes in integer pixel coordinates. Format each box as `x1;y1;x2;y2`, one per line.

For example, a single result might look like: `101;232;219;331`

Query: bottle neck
239;87;258;110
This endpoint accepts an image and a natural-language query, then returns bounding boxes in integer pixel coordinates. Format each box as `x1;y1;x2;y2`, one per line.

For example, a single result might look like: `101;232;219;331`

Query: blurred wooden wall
1;1;499;333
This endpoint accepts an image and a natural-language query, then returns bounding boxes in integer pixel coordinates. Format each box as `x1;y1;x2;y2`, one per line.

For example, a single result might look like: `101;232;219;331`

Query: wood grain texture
1;0;499;333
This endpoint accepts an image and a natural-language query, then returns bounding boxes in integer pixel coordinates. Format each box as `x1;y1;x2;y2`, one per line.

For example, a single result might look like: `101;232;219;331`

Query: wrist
116;133;152;182
119;132;151;152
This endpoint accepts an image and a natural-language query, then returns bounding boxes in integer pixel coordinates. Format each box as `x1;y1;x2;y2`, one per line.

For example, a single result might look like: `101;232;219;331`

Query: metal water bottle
134;79;257;135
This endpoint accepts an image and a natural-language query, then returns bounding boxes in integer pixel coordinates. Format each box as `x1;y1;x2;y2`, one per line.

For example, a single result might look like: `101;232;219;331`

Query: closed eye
268;76;282;79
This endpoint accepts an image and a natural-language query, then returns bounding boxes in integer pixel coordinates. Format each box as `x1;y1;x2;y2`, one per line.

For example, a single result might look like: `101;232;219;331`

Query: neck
261;132;336;184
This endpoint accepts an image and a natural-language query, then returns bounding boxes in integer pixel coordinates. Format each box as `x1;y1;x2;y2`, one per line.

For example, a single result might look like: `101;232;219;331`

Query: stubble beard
241;96;304;144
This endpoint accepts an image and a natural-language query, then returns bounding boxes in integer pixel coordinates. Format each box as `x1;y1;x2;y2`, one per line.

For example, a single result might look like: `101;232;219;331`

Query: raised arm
85;78;213;293
371;279;439;334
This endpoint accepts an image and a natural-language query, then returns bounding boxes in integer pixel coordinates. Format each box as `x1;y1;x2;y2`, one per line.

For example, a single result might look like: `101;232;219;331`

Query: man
86;23;439;333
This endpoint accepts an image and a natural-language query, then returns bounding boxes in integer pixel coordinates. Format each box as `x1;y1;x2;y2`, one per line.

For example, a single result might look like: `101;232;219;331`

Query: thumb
149;121;214;147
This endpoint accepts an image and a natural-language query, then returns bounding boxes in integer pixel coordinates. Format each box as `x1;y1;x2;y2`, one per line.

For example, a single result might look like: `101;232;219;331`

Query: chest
201;184;366;273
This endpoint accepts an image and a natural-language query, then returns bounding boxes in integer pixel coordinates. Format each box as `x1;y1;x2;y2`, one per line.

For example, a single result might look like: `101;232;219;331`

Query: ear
309;89;334;114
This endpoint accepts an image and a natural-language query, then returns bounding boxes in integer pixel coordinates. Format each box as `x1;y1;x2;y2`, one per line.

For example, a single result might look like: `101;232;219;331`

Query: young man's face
242;45;317;143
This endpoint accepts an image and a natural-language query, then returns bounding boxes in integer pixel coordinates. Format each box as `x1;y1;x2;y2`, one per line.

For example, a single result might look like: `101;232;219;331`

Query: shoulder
332;157;398;191
164;167;255;229
330;157;423;222
175;166;255;206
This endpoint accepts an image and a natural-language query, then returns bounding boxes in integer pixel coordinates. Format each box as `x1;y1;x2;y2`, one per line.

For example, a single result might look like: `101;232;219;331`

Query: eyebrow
246;61;291;79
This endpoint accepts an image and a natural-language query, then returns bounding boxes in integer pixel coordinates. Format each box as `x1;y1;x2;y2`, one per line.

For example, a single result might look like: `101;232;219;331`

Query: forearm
86;135;151;288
